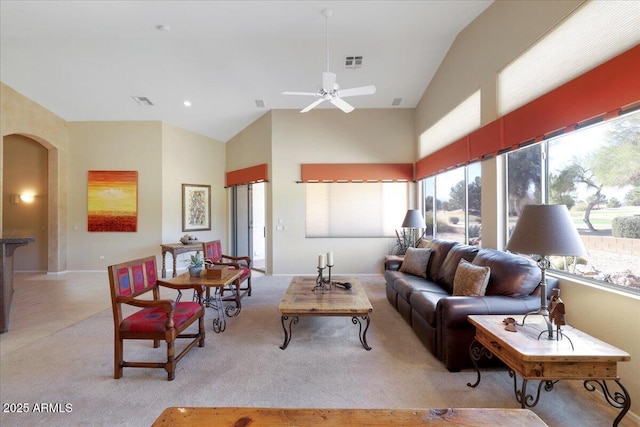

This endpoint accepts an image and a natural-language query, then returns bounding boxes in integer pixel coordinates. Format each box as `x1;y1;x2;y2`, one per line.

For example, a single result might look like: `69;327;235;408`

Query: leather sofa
385;238;558;372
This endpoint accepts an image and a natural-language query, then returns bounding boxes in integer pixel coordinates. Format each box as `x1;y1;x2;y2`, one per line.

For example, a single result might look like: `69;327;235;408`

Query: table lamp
402;209;425;248
505;204;586;339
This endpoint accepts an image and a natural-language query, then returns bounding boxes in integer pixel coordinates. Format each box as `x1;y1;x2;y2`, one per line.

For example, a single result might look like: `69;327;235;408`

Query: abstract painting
88;170;138;232
182;184;211;231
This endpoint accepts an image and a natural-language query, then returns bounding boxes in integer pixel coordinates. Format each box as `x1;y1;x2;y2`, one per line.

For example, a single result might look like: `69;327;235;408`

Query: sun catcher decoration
87;171;138;232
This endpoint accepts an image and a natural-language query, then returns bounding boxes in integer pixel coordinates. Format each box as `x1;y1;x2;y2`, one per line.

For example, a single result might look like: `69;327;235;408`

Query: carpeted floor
0;275;632;426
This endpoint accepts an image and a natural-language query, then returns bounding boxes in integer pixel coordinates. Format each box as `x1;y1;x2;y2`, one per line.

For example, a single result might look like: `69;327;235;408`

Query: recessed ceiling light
183;100;192;107
155;24;171;32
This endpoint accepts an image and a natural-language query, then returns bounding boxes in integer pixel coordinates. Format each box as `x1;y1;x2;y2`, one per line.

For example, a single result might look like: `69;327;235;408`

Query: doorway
232;182;266;272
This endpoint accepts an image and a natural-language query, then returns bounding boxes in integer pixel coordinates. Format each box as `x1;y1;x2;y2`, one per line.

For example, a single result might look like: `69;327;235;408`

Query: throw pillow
452;259;491;296
399;247;431;278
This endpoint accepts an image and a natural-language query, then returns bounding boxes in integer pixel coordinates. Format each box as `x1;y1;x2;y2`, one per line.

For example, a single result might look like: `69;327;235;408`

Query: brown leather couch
385;239;558;372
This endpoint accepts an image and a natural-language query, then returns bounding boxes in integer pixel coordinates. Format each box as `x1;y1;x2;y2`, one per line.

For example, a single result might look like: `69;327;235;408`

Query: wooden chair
107;255;205;381
202;240;252;299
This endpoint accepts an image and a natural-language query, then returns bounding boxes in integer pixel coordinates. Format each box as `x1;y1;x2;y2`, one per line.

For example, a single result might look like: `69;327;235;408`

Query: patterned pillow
399;247;431;278
453;259;491;296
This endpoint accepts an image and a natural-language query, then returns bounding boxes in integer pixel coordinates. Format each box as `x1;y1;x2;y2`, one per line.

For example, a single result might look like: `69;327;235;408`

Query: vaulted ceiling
0;1;492;142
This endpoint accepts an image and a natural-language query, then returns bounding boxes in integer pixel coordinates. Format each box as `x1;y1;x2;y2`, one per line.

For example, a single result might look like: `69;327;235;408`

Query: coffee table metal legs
279;315;372;350
279;316;299;350
352;315;372;351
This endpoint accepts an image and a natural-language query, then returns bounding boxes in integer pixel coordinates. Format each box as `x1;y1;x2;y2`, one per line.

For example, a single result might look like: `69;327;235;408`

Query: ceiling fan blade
323;72;336;92
282;91;319;97
330;97;354;113
301;98;325;113
336;85;376;98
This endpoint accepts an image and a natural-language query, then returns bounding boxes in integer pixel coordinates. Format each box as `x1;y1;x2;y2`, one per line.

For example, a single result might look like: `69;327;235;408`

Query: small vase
189;267;202;277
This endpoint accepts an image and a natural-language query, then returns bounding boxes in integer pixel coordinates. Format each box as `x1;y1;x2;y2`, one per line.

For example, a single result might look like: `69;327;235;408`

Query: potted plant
186;252;204;277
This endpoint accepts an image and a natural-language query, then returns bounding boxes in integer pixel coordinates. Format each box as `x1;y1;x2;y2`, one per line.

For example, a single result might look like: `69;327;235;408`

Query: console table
152;407;548;426
467;314;631;427
160;242;203;278
1;237;35;333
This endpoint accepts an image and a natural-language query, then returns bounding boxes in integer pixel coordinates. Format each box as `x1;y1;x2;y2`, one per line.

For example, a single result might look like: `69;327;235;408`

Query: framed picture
88;170;138;232
182;184;211;231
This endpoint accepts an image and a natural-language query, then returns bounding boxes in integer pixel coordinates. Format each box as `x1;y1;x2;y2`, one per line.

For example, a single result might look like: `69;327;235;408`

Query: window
422;164;482;246
504;110;640;294
306;182;409;238
498;1;640;115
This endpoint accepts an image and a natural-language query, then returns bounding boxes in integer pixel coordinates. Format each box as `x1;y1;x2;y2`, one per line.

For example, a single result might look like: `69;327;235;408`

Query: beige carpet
0;275;630;426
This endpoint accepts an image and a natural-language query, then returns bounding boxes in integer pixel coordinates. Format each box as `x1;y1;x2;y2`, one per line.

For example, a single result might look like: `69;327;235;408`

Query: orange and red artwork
88;171;138;232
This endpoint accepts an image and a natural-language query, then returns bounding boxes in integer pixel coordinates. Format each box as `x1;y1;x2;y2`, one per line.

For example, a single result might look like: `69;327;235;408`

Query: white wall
271;108;415;275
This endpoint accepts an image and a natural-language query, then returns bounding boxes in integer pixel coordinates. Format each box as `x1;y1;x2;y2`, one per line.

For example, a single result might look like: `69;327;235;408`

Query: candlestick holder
326;264;333;285
313;266;332;293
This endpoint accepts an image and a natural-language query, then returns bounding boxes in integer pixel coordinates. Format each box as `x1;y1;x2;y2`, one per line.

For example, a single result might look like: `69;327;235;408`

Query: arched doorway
2;134;49;271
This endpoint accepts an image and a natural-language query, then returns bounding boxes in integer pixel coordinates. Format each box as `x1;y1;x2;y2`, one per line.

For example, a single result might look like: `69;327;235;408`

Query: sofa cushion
392;276;446;302
410;290;448;327
452;259;490;296
424;239;459;281
472;249;541;297
399;247;431;278
436;244;479;293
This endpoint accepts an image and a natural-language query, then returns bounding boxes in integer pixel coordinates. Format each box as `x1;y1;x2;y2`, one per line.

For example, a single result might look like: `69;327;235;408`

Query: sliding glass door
231;182;265;272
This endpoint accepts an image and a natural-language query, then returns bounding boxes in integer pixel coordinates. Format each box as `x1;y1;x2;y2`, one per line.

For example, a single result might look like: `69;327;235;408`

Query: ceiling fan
282;9;376;113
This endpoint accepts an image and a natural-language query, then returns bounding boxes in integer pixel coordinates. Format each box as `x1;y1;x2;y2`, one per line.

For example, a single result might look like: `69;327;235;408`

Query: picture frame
182;184;211;231
87;170;138;232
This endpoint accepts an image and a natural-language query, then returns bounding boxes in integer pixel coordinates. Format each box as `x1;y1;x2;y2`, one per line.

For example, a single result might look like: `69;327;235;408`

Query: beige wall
161;123;227;260
1;82;68;272
2;135;48;270
271;108;415;275
415;0;638;417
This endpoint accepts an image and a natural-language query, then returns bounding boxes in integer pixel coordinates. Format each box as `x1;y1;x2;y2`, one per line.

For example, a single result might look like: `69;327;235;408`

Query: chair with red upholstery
107;255;205;381
202;240;252;298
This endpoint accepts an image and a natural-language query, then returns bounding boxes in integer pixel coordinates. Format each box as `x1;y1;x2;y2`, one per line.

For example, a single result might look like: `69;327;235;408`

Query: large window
422;164;482;246
306;182;409;238
505;110;640;294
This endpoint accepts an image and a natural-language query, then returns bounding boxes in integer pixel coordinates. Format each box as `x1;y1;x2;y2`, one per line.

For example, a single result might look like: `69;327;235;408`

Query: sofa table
467;314;631;427
160;242;203;278
152;407;548;426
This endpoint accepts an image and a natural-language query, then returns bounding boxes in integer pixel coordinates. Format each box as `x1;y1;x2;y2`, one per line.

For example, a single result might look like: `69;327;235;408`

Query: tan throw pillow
399;247;431;278
453;259;490;296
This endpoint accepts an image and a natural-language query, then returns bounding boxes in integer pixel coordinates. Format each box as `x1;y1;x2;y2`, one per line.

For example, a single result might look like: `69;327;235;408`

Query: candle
318;253;326;269
326;251;334;266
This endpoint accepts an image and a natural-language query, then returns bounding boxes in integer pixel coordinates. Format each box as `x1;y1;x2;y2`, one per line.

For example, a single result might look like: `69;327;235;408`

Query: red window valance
416;45;640;180
300;163;413;183
226;163;268;187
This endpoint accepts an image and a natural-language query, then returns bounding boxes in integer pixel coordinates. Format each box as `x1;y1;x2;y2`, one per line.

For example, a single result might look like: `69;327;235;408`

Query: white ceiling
0;0;492;142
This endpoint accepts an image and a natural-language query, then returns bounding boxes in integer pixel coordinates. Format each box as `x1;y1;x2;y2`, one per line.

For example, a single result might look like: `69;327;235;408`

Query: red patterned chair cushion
120;302;202;333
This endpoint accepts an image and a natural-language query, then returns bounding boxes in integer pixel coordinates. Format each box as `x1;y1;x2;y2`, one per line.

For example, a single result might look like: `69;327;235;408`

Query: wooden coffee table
467;315;631;427
152;407;548;426
278;276;373;350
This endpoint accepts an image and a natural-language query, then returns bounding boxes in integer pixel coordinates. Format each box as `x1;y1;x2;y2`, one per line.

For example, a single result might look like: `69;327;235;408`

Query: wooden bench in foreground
151;407;548;426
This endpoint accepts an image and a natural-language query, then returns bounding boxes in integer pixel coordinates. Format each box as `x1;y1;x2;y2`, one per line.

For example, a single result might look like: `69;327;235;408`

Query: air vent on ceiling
255;99;266;108
132;96;154;106
345;56;363;69
392;98;402;106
